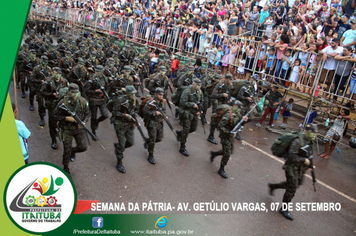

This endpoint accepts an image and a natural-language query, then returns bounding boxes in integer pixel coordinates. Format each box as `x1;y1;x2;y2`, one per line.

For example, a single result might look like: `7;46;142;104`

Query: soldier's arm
180;88;195;109
287;139;308;164
53;99;66;122
84;79;97;97
236;87;249;101
40;81;54;98
112;97;126;118
143;100;156;117
211;83;223;99
30;68;42;83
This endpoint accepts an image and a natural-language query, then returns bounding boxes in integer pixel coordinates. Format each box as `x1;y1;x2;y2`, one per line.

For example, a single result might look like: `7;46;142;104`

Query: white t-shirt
322;46;344;70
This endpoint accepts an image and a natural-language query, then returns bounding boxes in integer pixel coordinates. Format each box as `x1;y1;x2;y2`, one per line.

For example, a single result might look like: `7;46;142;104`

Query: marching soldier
111;86;141;173
68;58;90;96
176;78;204;156
85;65;110;137
268;124;317;221
210;101;248;178
40;67;69;149
108;65;134;96
147;66;169;95
29;55;52;126
58;51;75;78
53;84;89;176
104;58;118;79
143;88;166;164
47;44;60;67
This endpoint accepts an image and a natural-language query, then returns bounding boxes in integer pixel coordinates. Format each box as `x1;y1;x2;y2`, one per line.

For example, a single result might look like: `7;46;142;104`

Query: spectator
340;18;356;48
321;108;350;160
171;55;180;80
13;103;31;164
344;0;356;16
336;14;351;39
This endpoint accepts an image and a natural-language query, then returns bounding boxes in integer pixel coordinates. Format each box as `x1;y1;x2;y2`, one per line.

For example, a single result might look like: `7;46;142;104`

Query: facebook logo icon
92;217;103;228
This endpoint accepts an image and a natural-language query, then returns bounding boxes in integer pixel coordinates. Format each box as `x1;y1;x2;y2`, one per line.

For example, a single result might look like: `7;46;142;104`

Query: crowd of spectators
33;0;356;107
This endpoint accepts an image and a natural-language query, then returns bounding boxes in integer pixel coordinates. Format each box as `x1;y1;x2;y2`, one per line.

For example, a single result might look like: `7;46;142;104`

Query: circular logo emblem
4;162;76;234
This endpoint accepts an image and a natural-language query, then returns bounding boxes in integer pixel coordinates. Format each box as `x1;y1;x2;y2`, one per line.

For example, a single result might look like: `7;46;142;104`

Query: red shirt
171;59;180;73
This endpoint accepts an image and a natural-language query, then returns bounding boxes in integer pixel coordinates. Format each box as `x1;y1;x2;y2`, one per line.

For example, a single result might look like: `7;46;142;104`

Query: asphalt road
8;75;356;236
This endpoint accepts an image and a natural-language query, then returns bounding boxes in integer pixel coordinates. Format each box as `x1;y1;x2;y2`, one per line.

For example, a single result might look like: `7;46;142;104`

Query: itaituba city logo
4;163;76;233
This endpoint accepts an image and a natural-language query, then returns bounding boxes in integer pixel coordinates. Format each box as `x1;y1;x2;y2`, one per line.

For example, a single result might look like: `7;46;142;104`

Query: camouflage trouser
179;112;198;144
202;95;211;114
29;84;45;117
114;124;134;160
19;72;27;91
48;106;57;139
220;136;234;166
147;123;164;155
282;167;305;203
62;129;87;169
89;99;109;131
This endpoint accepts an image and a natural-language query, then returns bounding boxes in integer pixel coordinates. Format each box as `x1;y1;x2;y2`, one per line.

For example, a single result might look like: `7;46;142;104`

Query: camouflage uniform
143;88;166;164
111;86;140;173
58;51;75;78
29;56;52;126
176;80;203;156
147;66;169;95
40;67;69;148
53;84;90;176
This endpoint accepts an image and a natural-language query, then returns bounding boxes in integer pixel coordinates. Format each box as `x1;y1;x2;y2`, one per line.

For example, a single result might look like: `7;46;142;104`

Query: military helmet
95;65;104;72
305;123;318;133
232;100;243;107
78;58;85;65
53;67;62;73
41;55;48;61
107;58;115;63
29;49;36;54
193;78;202;85
159;66;167;71
23;43;29;48
225;73;233;79
68;83;79;92
125;85;137;94
123;65;131;71
155;87;164;95
65;50;72;55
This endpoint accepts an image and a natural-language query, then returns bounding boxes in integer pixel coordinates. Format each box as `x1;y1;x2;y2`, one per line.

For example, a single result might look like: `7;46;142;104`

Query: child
265;48;276;82
208;43;217;68
186;32;193;54
299;105;317;129
204;38;211;56
273;101;282;128
280;98;294;129
280;50;293;86
265;15;274;38
288;59;303;89
237;52;246;80
215;45;224;72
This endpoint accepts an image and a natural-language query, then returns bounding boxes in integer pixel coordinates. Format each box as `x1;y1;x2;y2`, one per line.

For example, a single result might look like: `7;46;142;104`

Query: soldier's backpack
138;96;153;118
211;104;233;128
271;131;305;158
230;80;251;97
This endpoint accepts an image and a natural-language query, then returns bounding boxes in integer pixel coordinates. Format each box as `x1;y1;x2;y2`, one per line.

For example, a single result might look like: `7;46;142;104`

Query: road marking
242;140;356;204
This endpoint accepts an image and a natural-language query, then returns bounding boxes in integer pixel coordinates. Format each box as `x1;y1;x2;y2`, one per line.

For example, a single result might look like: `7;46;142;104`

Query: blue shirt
15;119;31;160
282;56;293;70
216;51;224;62
267;54;276;68
342;29;356;47
259;10;269;25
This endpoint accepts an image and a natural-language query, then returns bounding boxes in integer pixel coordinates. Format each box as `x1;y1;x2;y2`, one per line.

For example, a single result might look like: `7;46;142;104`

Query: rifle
155;80;174;116
192;92;206;134
122;100;149;149
49;81;59;96
301;145;317;192
106;68;115;78
95;78;110;101
64;60;73;70
149;100;177;137
230;101;259;135
58;103;105;149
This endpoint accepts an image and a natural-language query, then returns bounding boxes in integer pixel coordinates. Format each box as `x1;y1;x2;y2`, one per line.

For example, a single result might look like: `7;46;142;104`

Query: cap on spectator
351;18;356;24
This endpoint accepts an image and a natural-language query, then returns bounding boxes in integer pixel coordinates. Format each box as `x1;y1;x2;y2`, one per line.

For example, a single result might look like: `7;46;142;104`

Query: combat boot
218;163;228;179
279;208;294;221
116;160;126;173
210;150;223;162
179;143;189;156
235;133;242;141
16;83;20;89
39;116;45;126
51;137;58;149
207;133;218;145
21;90;26;98
29;101;34;111
148;153;156;165
91;130;97;141
70;150;76;162
64;166;71;177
